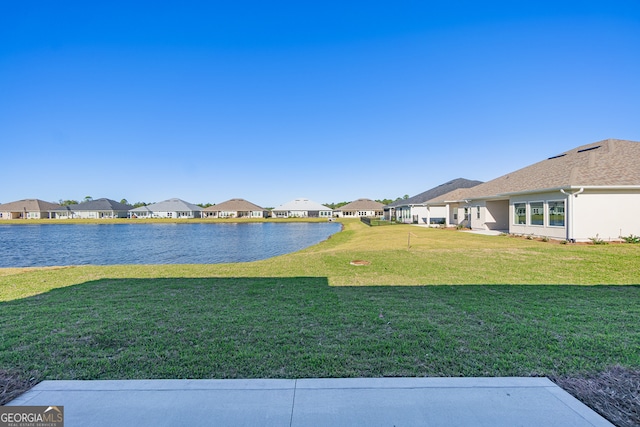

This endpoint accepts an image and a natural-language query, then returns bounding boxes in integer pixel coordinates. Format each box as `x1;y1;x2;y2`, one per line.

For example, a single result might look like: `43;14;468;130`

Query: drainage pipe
560;188;584;242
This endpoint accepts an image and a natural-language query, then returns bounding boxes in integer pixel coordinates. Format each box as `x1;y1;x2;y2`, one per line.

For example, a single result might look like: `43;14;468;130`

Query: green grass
1;279;638;380
0;219;639;385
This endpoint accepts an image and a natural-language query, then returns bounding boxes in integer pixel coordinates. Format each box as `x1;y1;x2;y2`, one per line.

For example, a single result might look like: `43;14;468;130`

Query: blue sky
2;1;639;207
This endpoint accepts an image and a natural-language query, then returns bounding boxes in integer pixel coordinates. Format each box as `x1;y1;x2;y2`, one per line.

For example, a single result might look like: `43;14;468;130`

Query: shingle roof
273;198;331;211
130;198;203;212
58;198;132;211
0;199;61;212
462;139;640;200
387;178;483;207
426;187;479;204
336;198;385;211
203;198;265;212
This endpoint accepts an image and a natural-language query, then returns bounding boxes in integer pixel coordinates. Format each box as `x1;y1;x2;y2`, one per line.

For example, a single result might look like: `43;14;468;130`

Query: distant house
51;198;132;219
333;199;385;218
421;187;479;228
129;198;203;219
202;198;270;218
428;139;640;241
271;198;332;218
385;178;483;224
0;199;61;219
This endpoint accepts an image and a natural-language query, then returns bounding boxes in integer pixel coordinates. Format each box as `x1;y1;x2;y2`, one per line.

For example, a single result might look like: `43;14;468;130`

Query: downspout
560;188;584;242
463;200;471;228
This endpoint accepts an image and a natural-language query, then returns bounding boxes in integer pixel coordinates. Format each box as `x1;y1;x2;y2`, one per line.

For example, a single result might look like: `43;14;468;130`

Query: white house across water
271;198;332;219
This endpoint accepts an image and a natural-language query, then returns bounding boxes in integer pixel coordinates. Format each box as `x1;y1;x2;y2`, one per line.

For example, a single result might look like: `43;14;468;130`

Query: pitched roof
59;198;132;211
0;199;61;211
273;198;331;212
387;178;483;207
462;139;640;200
203;198;266;212
336;198;385;211
426;187;479;204
130;198;203;212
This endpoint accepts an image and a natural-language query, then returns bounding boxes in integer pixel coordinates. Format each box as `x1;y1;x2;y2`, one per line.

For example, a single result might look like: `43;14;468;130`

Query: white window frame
529;201;544;226
547;199;565;227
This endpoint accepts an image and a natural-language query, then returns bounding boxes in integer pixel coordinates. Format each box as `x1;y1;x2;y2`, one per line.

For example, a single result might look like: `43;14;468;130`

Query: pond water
0;222;342;267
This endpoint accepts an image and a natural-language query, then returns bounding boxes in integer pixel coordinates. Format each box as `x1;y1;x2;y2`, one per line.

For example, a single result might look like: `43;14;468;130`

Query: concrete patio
6;377;613;426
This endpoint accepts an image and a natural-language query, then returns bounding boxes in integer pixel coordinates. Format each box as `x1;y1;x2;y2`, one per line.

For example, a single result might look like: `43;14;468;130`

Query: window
476;206;480;219
529;202;543;226
514;203;526;225
548;201;565;227
453;213;457;220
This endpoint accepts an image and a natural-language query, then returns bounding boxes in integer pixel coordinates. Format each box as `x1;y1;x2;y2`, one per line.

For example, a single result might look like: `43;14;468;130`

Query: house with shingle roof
0;199;62;219
129;198;203;219
51;198;132;219
202;198;270;219
421;187;480;228
271;198;332;219
385;178;483;224
429;139;640;241
333;199;385;218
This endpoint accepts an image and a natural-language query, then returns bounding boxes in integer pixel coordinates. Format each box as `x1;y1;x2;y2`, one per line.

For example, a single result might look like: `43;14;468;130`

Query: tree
324;201;349;210
376;198;394;205
132;202;149;208
120;199;129;205
84;196;93;202
58;199;78;206
197;203;214;208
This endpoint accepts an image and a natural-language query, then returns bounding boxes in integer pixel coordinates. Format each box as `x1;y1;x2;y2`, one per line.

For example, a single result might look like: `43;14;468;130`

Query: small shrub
589;234;608;245
541;236;549;242
526;234;534;240
621;234;640;244
560;240;568;245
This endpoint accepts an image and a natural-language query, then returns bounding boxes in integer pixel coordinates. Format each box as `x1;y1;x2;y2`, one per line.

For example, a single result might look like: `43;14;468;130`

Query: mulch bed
551;366;640;427
0;369;40;406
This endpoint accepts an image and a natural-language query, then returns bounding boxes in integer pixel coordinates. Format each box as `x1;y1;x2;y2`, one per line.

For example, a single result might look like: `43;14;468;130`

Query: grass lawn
1;219;639;423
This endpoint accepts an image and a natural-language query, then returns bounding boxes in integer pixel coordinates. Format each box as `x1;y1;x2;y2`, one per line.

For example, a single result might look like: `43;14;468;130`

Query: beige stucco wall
507;188;640;241
484;200;509;230
469;201;486;230
509;192;567;240
425;205;447;225
572;190;640;241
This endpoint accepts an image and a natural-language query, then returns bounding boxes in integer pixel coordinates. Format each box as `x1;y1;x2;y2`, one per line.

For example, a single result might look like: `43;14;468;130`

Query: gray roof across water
130;198;203;212
51;198;131;211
